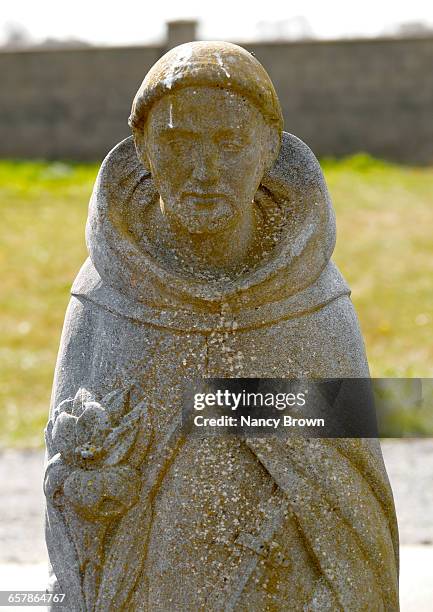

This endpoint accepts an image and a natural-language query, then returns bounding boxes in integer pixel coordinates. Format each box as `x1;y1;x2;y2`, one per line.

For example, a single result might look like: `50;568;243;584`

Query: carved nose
192;147;219;184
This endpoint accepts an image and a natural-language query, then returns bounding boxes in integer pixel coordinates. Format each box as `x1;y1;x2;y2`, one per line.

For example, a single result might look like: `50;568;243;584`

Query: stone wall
1;36;432;162
0;46;161;159
248;37;433;164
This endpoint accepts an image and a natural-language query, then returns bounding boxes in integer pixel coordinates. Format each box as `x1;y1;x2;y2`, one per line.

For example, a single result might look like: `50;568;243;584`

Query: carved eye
169;138;194;157
220;141;243;153
162;131;194;154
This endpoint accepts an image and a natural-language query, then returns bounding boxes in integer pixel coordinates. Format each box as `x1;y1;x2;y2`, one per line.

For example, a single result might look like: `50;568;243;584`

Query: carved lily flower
45;385;151;521
75;401;112;462
51;393;111;467
49;387;147;469
63;465;140;521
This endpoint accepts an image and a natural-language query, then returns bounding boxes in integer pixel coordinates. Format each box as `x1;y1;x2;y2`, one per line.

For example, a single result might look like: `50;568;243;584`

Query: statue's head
129;41;283;234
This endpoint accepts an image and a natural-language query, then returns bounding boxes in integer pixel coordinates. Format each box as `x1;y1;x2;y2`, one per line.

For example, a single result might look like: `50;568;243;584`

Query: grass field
1;155;432;446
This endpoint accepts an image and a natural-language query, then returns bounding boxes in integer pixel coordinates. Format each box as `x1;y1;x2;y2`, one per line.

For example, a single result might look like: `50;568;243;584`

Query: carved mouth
183;192;228;205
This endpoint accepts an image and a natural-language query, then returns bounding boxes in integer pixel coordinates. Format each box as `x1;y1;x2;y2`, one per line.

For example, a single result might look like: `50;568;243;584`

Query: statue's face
144;86;271;234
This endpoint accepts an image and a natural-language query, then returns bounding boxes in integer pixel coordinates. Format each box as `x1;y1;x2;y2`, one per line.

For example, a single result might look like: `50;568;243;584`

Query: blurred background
0;1;432;608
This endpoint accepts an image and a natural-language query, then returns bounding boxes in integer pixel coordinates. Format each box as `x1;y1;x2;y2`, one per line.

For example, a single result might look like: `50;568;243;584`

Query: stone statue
44;41;399;611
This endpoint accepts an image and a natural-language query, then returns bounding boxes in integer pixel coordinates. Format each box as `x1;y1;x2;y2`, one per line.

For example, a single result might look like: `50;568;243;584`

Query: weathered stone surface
44;41;399;610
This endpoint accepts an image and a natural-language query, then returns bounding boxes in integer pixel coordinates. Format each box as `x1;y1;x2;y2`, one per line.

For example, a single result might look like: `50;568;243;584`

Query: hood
72;132;349;332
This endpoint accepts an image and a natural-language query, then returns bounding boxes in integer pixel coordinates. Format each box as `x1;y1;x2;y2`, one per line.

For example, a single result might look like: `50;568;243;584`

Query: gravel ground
0;439;432;564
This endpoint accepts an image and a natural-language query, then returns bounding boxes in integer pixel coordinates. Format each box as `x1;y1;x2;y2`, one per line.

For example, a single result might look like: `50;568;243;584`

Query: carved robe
45;133;399;611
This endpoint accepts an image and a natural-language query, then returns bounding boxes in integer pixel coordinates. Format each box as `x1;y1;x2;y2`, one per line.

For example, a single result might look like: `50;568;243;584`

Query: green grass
0;161;98;447
0;155;432;447
323;154;433;378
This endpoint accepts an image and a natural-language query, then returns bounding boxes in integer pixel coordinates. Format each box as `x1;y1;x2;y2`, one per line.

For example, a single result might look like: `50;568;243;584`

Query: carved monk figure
44;42;399;611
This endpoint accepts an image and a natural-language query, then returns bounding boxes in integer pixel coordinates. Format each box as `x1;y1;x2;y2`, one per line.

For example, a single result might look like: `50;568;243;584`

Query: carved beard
161;192;238;235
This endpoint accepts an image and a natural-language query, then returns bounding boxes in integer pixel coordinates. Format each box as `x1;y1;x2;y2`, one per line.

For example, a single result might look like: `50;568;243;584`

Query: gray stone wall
0;46;161;159
248;38;433;164
1;36;432;162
